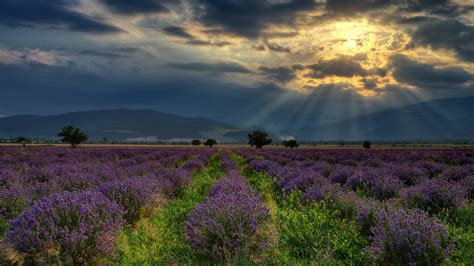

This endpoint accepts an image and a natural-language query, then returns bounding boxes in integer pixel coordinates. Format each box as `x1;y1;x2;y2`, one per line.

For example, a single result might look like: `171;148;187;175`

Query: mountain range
295;96;474;140
0;96;473;142
0;109;249;143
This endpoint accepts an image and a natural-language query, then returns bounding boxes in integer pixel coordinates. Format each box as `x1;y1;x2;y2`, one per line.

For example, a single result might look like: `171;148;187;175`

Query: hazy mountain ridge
1;96;473;142
295;96;474;140
0;109;249;142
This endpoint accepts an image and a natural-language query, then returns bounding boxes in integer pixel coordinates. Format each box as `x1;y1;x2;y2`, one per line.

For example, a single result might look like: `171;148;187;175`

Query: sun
278;19;409;95
345;39;358;49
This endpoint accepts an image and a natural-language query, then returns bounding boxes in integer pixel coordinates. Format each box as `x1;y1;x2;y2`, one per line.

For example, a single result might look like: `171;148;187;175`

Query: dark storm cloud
410;19;474;62
189;0;318;38
429;4;474;17
325;0;454;14
1;62;469;133
0;0;121;33
161;26;196;39
167;62;251;74
159;26;232;47
306;56;369;78
79;50;130;58
0;63;293;127
325;0;392;14
259;66;297;83
185;39;232;47
391;54;473;89
99;0;170;15
262;40;292;53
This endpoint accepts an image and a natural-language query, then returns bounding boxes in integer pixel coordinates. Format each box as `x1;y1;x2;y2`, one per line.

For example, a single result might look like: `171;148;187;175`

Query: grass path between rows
231;153;281;262
113;153;224;265
232;153;367;265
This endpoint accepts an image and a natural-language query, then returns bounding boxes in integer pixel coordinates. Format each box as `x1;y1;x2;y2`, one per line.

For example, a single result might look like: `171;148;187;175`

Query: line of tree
282;139;299;149
57;126;88;148
15;137;31;147
204;139;217;148
248;131;272;149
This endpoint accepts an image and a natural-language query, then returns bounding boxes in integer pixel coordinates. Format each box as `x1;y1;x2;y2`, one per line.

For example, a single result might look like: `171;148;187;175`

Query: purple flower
366;207;452;265
347;167;403;200
97;176;165;224
185;175;270;261
401;179;466;214
3;191;124;264
182;158;206;171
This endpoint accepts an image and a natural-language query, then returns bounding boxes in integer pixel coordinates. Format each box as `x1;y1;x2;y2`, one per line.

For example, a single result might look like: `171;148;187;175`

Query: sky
0;0;473;130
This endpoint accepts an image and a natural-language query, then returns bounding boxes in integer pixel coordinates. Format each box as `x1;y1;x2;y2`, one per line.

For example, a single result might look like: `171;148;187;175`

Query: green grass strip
233;153;367;265
113;153;224;265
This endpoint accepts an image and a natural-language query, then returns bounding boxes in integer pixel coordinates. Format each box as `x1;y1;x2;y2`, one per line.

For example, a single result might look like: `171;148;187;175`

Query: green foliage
363;141;371;149
248;131;272;149
113;154;224;265
448;225;474;264
448;202;474;264
57;126;88;148
283;139;299;149
277;200;367;264
14;137;30;147
191;139;201;146
449;203;474;228
204;139;217;148
240;157;367;264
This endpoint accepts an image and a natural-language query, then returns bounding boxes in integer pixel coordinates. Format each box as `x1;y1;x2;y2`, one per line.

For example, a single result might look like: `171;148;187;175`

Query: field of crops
0;147;473;264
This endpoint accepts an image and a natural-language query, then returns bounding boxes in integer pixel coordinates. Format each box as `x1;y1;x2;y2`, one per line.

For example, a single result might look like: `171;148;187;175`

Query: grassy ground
112;153;224;265
233;154;367;265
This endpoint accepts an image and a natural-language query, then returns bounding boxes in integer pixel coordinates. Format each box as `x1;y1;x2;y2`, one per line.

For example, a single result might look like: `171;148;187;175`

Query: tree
339;140;346;147
283;139;299;149
363;141;371;149
204;139;217;148
57;126;88;148
15;137;30;147
192;140;202;146
248;131;272;149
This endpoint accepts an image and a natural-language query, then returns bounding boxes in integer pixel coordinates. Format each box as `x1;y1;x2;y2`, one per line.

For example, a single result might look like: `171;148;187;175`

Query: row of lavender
185;151;271;262
0;147;214;264
239;149;473;264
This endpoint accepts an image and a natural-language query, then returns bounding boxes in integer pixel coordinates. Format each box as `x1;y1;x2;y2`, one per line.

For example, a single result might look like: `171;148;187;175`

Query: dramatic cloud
306;56;369;78
391;54;473;89
325;0;392;14
99;0;170;15
410;19;474;62
160;26;232;47
189;0;318;38
0;0;120;33
0;0;473;131
185;39;232;47
259;66;297;83
168;62;251;74
0;48;71;66
258;40;292;53
161;26;196;39
325;0;454;15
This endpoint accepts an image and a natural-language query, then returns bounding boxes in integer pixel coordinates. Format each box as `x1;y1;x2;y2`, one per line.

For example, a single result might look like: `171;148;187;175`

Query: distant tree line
3;127;474;149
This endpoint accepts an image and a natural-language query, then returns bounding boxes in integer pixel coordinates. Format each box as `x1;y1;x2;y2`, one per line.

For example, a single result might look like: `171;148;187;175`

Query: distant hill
296;96;474;140
0;109;249;143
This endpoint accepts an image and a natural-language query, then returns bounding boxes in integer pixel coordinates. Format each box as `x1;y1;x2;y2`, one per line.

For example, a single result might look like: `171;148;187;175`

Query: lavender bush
185;176;270;261
366;208;452;265
2;191;124;264
182;157;206;171
347;168;403;200
402;179;466;214
97;176;165;224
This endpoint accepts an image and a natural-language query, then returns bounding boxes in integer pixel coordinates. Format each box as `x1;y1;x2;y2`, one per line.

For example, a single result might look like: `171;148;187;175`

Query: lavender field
0;147;473;264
